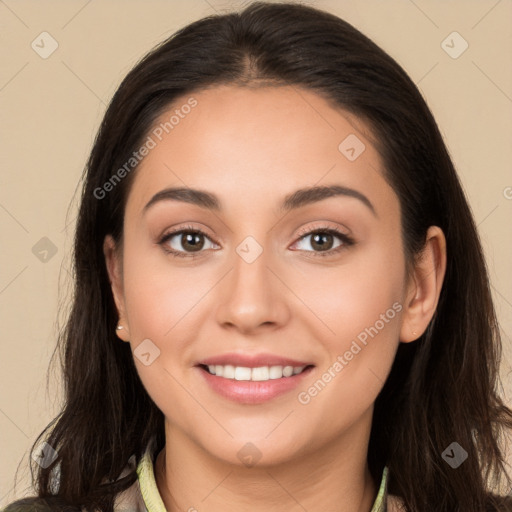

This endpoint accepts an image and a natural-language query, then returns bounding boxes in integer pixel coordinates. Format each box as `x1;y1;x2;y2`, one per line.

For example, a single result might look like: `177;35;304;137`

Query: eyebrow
143;185;376;216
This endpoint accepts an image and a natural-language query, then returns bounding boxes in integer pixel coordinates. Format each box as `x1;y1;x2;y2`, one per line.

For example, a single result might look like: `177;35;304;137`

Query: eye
158;225;219;258
291;225;354;257
158;223;354;259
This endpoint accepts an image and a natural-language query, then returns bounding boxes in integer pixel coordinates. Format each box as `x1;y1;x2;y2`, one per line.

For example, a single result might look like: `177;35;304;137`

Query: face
104;84;438;467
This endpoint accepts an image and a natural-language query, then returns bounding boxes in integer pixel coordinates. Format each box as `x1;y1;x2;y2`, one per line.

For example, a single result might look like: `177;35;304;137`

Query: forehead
125;84;396;218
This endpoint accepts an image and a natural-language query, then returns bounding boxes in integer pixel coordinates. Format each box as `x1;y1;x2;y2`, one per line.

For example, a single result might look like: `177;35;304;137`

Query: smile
203;364;310;381
196;364;315;404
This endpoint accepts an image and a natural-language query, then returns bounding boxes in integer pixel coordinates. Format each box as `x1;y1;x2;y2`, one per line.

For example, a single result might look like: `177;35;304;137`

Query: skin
104;84;446;512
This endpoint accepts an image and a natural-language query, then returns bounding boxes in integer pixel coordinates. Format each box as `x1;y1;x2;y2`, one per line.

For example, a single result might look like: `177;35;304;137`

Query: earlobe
103;235;130;342
399;226;447;343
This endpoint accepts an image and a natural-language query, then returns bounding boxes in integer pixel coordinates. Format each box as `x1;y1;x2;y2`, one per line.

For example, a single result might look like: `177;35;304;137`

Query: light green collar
136;439;167;512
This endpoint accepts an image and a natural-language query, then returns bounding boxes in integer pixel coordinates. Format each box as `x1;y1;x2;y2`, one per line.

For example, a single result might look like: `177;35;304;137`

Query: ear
103;235;130;342
400;226;447;343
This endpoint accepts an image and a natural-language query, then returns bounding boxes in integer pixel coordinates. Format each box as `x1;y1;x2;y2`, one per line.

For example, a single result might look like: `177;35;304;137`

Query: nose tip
215;249;290;333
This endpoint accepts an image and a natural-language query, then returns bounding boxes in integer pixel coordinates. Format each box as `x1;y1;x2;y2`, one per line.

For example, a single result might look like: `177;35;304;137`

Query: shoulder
1;497;81;512
386;493;512;511
1;498;55;512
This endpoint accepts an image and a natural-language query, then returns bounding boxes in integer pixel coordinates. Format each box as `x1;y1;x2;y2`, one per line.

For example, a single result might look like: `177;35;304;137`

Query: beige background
1;0;511;505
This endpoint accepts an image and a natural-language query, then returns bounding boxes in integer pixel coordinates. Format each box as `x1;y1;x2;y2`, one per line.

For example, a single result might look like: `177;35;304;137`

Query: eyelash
157;224;355;259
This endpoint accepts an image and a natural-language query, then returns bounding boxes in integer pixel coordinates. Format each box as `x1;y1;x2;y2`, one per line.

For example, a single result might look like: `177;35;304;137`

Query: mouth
197;363;314;381
195;362;315;404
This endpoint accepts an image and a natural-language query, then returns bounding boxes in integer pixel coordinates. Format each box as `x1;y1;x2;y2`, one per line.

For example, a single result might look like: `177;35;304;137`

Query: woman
3;2;512;511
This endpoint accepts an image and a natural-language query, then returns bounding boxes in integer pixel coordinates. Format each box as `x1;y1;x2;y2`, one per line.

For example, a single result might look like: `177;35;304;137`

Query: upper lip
197;353;314;368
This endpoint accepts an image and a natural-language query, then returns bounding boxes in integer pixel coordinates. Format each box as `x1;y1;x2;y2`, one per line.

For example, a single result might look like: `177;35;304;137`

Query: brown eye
291;226;355;258
178;232;205;252
309;232;335;251
159;228;218;258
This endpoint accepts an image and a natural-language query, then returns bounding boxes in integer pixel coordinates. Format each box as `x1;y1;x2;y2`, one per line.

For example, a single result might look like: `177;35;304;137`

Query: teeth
269;366;283;379
251;366;269;381
282;366;294;377
234;366;251;380
205;364;307;381
223;365;235;379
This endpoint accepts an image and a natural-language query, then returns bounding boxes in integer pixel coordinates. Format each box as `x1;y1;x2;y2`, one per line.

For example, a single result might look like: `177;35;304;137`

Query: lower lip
196;365;314;404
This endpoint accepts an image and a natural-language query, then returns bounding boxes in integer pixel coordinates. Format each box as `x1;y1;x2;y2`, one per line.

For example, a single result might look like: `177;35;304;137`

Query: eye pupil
182;232;204;252
311;233;333;251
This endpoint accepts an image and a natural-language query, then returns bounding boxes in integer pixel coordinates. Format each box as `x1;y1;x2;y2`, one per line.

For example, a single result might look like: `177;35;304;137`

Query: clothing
114;436;391;511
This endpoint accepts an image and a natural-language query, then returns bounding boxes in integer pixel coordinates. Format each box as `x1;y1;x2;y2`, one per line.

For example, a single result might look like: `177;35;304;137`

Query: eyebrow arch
143;185;376;216
280;185;376;216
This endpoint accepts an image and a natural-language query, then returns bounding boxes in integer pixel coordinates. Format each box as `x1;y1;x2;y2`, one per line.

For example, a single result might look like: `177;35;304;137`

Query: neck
155;409;378;512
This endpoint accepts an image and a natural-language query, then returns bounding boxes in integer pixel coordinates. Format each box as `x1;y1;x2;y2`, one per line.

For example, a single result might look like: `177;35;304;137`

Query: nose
215;243;290;335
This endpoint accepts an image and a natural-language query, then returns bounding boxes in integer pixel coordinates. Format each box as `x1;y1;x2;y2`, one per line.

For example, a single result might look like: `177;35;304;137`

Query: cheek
120;242;207;418
121;237;202;338
290;238;405;345
120;236;223;379
290;239;405;412
292;256;403;426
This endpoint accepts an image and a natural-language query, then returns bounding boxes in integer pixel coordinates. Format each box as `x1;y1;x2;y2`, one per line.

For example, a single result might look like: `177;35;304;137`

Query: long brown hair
4;2;512;511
